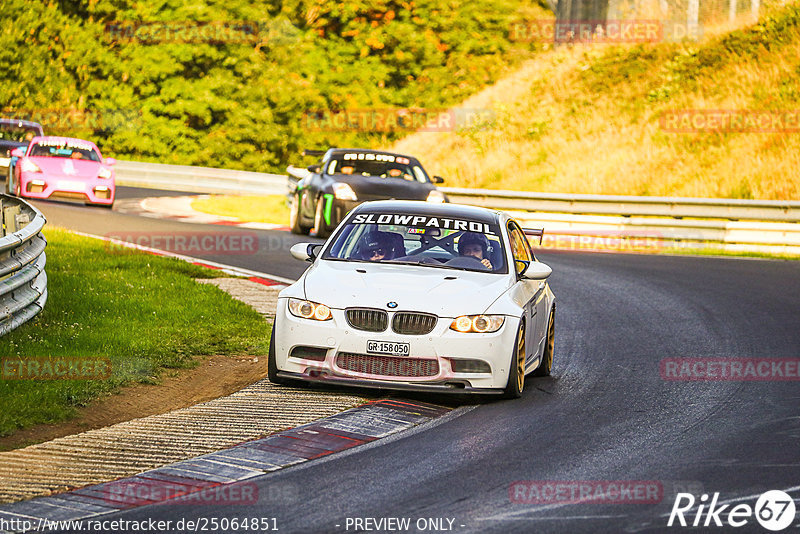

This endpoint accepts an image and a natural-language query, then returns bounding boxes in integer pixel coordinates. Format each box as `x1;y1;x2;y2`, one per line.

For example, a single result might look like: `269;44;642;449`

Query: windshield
29;140;101;162
325;152;429;183
0;123;41;143
323;212;507;274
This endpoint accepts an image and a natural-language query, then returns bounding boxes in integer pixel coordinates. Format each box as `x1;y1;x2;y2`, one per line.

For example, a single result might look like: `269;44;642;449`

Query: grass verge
191;195;290;225
0;227;270;438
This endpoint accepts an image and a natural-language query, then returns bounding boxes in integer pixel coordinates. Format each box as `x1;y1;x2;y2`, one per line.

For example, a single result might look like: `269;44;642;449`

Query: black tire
289;193;311;235
533;307;555;377
267;323;289;385
313;195;333;239
503;319;526;399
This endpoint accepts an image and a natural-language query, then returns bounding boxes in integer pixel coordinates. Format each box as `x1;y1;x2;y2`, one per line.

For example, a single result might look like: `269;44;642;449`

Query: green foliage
0;0;543;171
647;4;800;103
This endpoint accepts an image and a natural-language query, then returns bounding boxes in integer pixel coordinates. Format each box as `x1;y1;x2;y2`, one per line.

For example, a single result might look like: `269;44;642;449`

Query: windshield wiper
383;259;426;266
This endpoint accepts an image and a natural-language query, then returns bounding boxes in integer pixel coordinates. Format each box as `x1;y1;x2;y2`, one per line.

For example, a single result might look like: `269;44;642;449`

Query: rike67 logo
668;490;796;531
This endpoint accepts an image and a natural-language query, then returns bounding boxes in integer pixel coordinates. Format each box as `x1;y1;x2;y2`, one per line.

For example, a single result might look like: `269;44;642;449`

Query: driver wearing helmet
358;231;391;262
458;232;493;270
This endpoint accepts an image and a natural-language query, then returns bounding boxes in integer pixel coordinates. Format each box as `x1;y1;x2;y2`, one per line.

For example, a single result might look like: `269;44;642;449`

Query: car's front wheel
289;193;311;235
533;307;555;377
503;319;526;399
268;323;289;385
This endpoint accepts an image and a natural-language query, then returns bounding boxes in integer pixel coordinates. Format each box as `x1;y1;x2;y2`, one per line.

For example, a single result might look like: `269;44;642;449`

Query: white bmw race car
269;200;556;398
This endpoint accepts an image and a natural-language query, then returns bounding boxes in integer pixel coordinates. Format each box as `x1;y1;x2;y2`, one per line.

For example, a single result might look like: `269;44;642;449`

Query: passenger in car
458;232;494;270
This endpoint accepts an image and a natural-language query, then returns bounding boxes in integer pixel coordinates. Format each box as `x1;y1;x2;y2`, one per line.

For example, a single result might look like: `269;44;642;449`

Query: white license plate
0;157;10;168
367;340;410;357
57;180;85;191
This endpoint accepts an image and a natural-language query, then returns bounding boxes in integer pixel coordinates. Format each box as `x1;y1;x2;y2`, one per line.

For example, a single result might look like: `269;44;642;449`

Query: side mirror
433;175;444;184
520;261;552;280
11;148;25;158
104;157;117;165
307;164;321;174
290;242;323;262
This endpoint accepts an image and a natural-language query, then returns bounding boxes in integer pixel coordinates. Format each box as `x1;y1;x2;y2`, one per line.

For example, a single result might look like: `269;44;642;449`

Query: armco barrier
114;159;800;252
441;187;800;223
0;195;47;337
114;160;287;196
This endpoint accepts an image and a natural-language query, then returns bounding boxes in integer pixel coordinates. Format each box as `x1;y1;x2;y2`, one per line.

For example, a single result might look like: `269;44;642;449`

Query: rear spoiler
302;149;327;157
523;228;545;245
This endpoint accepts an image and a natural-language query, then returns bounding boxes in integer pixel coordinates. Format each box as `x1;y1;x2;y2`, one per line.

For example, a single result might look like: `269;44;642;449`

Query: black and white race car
287;148;446;238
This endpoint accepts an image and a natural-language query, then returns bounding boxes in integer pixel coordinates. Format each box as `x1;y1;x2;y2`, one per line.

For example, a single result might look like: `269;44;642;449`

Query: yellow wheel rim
516;323;525;392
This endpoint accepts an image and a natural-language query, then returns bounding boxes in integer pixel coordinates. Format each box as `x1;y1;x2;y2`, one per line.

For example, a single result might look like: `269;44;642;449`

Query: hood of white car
302;260;512;317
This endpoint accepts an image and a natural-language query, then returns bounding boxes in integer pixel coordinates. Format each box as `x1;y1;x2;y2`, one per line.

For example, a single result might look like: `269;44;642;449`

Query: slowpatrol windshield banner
351;213;496;234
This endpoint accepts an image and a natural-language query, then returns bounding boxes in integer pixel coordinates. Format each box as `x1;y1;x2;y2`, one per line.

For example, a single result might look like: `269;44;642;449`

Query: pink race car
10;136;116;208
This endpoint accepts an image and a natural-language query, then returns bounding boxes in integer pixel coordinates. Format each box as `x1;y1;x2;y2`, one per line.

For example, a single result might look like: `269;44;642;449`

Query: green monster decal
323;193;334;226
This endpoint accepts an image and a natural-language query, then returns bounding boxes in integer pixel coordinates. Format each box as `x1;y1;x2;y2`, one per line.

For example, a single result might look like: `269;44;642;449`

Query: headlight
332;183;357;201
450;315;505;333
426;190;446;203
98;167;112;179
288;298;332;321
20;159;42;173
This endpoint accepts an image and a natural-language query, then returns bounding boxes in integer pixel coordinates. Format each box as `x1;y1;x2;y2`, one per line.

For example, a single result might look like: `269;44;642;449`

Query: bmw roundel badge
387;302;398;309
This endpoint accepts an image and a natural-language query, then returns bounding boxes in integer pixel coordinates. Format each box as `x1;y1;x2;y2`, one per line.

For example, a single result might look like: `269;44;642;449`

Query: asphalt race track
25;189;800;533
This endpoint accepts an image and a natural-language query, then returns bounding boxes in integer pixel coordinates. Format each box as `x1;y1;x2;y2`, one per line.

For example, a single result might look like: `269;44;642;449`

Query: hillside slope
393;4;800;200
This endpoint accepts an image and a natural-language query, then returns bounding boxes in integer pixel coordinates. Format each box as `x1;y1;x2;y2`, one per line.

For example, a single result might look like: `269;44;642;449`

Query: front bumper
274;298;518;392
276;371;503;394
19;173;115;204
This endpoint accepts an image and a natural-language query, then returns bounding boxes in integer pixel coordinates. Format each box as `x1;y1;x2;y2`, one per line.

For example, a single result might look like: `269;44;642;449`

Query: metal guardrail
0;195;47;337
113;159;800;253
511;212;800;253
117;159;800;222
115;160;287;196
439;187;800;222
